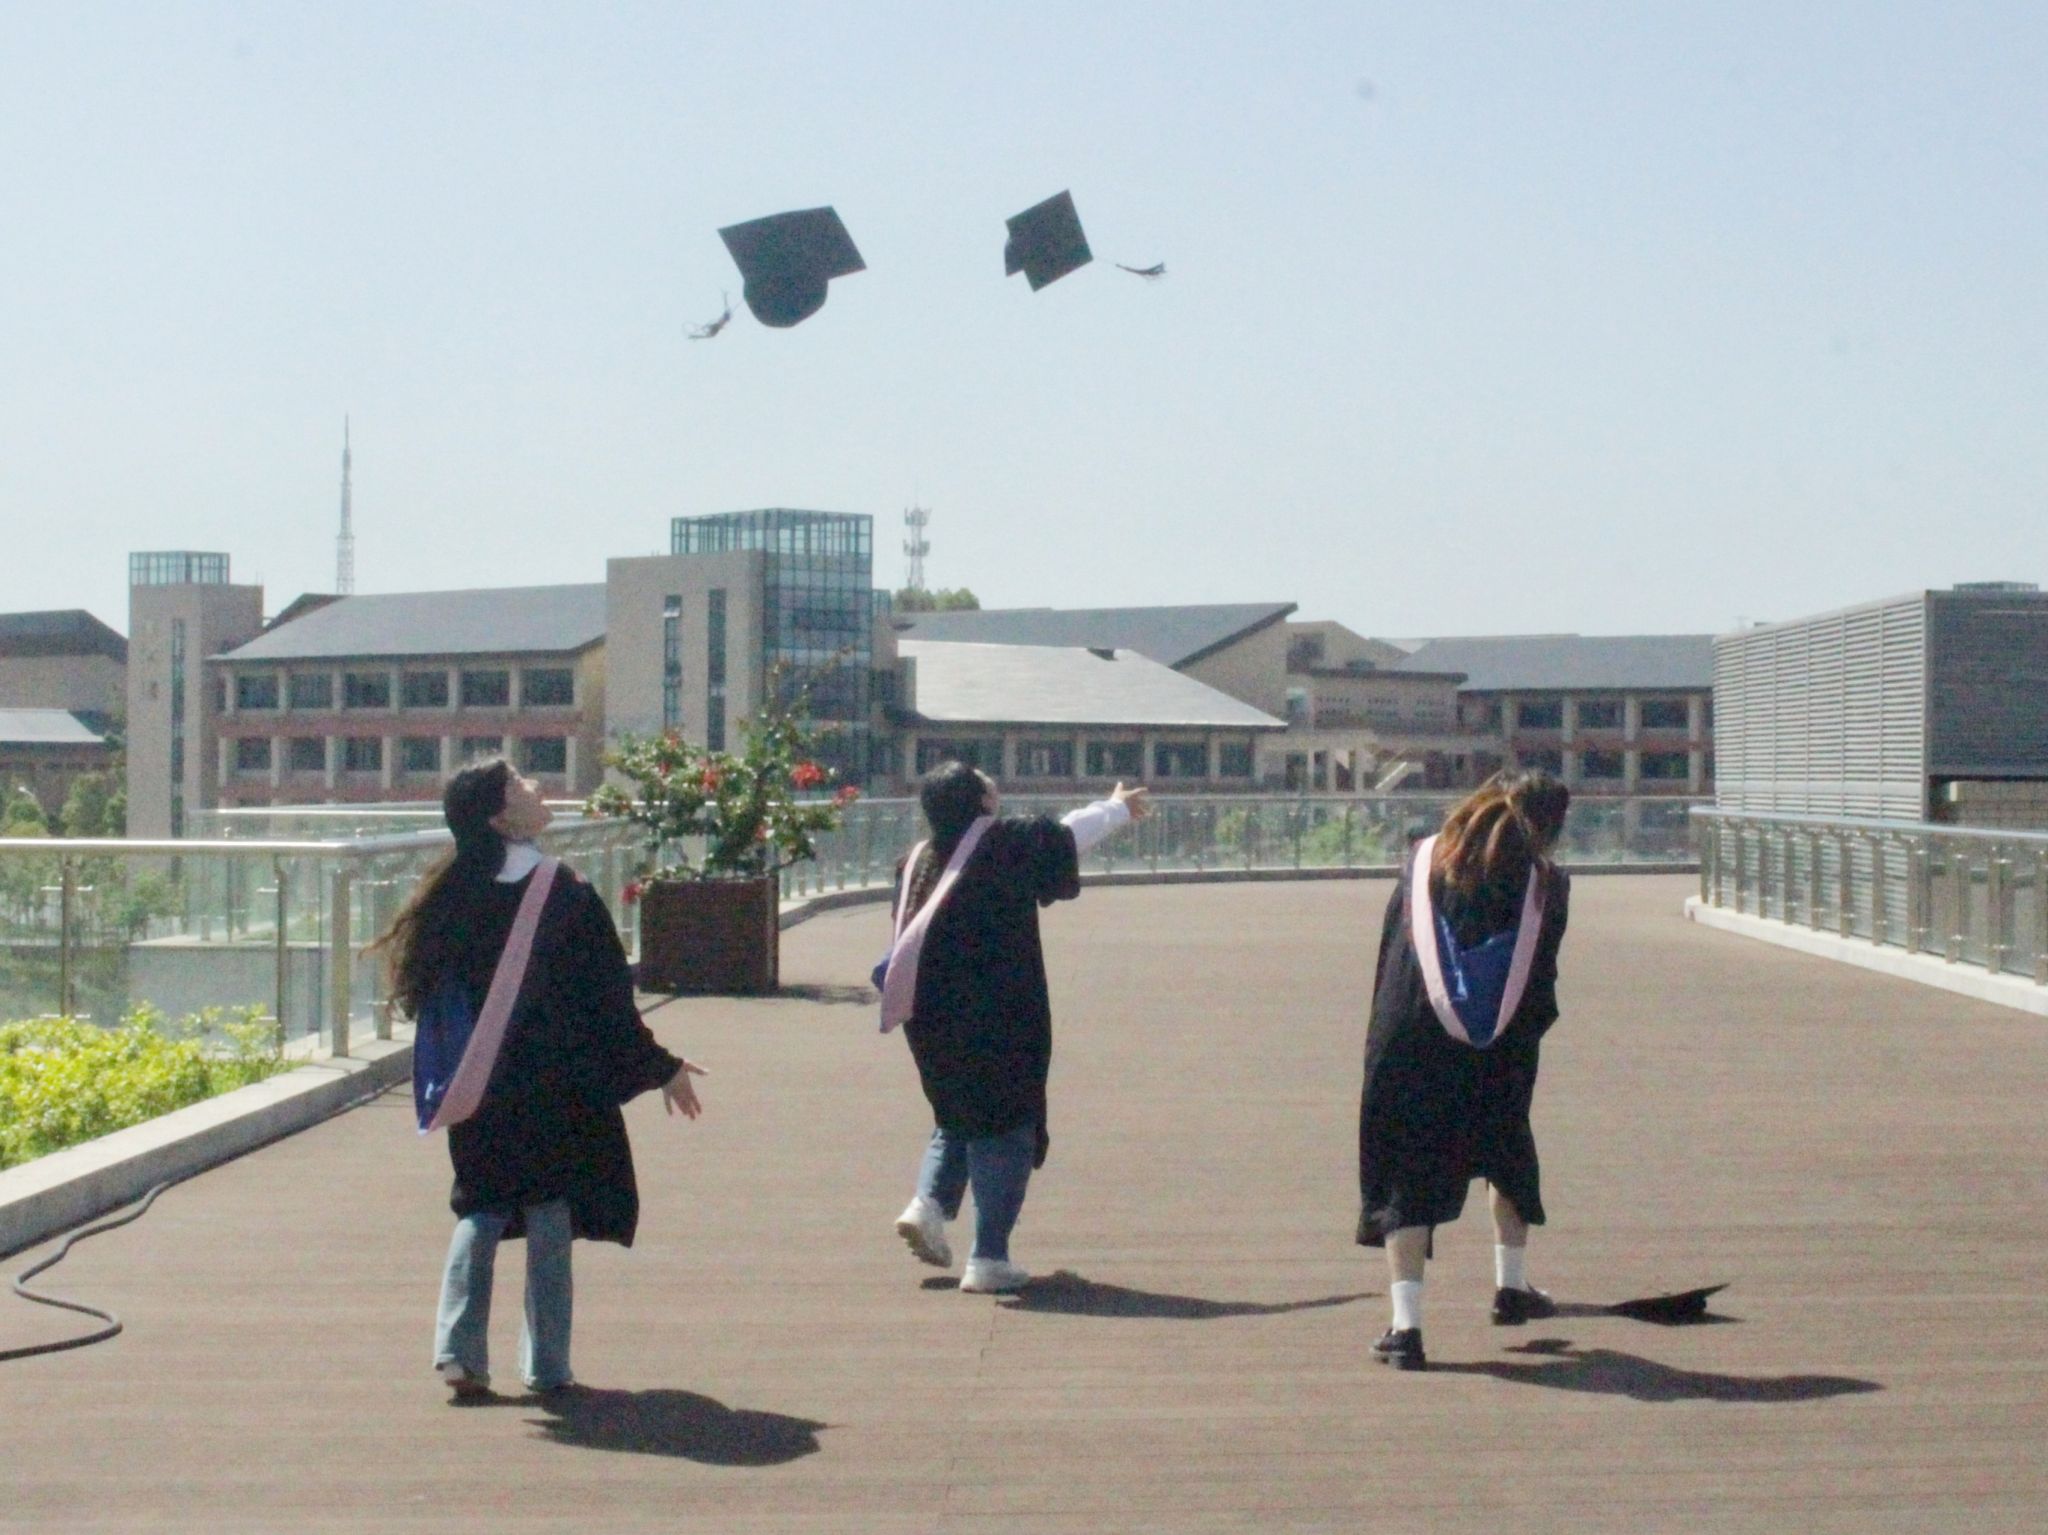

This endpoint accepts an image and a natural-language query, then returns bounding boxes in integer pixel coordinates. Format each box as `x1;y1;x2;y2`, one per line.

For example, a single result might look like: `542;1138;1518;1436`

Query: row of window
1514;748;1704;781
913;739;1257;779
232;666;576;713
1510;697;1703;733
232;735;570;776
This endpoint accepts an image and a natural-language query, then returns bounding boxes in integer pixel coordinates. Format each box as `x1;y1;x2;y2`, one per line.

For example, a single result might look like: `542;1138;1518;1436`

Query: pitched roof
0;610;127;662
1390;634;1715;692
900;641;1286;730
217;585;608;662
0;708;111;747
894;603;1296;669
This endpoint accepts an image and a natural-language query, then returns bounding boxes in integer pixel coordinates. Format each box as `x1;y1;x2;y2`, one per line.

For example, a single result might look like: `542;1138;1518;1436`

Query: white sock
1496;1244;1527;1291
1390;1279;1424;1332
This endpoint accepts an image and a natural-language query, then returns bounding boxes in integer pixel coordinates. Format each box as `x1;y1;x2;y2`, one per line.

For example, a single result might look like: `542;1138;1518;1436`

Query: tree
1;792;48;837
59;773;116;838
893;587;981;613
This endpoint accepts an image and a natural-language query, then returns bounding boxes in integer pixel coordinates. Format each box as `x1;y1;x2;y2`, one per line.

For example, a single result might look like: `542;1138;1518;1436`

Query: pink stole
1408;834;1545;1048
425;857;561;1132
879;816;995;1034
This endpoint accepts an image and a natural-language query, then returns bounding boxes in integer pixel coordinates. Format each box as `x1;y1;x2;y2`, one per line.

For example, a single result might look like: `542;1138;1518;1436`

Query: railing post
1803;832;1820;929
1837;832;1854;938
1987;845;2010;975
58;855;75;1018
1906;840;1928;954
327;865;353;1059
273;856;289;1052
2036;849;2048;985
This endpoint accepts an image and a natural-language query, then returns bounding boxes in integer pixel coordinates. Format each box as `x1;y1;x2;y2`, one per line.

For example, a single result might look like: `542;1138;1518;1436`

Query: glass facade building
670;510;875;781
130;551;231;586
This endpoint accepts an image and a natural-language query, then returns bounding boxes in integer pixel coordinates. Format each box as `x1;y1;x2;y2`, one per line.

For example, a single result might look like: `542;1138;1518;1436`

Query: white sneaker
438;1361;491;1399
960;1257;1030;1294
895;1196;952;1268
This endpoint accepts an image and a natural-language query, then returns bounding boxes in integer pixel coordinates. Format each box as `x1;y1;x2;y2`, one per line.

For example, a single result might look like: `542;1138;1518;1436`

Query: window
461;669;510;708
402;670;450;709
288;672;333;710
1701;699;1715;730
522;668;574;708
1086;741;1143;777
233;737;272;772
1016;741;1074;778
1639;750;1690;780
1462;698;1503;730
915;738;1001;774
662;594;682;733
706;589;727;751
1217;741;1254;778
399;736;442;774
1515;699;1564;730
1284;687;1309;725
521;736;568;775
460;735;503;762
342;736;383;772
1575;699;1622;731
343;671;391;709
1639;698;1689;731
235;673;279;710
1580;749;1625;780
1154;742;1209;779
1518;748;1564;774
287;736;326;772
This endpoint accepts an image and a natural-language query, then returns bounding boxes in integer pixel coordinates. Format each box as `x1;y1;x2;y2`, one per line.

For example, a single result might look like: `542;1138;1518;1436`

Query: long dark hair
373;757;515;1016
1431;769;1570;895
904;760;988;918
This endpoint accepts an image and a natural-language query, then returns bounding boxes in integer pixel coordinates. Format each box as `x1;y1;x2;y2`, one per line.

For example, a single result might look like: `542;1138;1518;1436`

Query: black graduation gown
897;816;1083;1167
444;868;682;1246
1356;852;1571;1246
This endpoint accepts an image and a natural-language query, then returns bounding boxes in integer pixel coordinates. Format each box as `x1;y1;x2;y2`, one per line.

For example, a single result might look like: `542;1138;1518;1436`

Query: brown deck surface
5;877;2047;1533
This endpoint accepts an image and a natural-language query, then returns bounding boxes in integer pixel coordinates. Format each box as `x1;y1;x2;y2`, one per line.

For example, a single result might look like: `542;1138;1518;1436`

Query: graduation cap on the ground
1604;1284;1728;1325
1004;190;1093;290
717;207;866;328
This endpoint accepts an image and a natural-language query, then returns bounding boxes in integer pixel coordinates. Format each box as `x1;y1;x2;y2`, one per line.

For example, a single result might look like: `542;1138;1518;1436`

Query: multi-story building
0;709;117;822
0;610;128;720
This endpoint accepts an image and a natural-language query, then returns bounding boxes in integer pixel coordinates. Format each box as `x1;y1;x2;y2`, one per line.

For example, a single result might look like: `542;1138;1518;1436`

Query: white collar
496;841;544;883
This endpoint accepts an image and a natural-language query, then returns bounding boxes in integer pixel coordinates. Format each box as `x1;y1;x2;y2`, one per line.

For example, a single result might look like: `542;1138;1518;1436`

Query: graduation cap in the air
1004;190;1093;290
717;207;867;328
1603;1284;1728;1325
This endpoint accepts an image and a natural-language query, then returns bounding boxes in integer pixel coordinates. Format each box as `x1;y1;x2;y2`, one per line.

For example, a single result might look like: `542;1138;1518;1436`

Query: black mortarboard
1004;190;1093;290
1605;1284;1729;1325
717;207;866;328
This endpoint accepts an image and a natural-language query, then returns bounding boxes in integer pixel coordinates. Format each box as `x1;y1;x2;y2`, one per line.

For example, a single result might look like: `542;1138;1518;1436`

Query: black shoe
1371;1327;1427;1371
1491;1285;1557;1325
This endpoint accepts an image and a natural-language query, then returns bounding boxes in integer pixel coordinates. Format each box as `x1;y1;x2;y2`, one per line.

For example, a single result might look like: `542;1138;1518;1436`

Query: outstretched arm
1061;782;1150;854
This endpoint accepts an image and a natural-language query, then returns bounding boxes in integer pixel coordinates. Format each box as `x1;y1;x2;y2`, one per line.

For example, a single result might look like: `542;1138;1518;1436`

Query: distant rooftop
0;610;127;663
896;603;1297;670
0;708;111;747
216;585;608;662
1392;634;1715;692
129;552;231;587
901;640;1286;730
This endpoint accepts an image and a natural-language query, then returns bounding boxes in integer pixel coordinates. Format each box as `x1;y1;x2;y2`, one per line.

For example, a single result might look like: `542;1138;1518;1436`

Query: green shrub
0;1005;286;1171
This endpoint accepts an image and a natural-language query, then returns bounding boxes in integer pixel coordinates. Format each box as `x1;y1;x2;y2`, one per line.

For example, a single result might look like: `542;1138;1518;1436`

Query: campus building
0;609;128;821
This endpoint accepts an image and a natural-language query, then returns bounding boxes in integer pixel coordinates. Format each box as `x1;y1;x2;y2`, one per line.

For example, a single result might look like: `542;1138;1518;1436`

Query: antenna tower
902;504;931;592
336;417;356;595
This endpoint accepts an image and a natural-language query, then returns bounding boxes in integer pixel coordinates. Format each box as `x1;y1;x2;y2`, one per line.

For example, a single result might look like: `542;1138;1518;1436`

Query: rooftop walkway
4;878;2046;1533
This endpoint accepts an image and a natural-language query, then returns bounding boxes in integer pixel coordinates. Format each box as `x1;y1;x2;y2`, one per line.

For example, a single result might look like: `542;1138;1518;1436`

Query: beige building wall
0;654;126;716
604;550;765;751
126;581;264;838
1181;621;1291;717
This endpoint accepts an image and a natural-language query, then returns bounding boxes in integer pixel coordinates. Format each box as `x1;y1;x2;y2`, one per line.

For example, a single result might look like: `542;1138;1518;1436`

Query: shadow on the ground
1430;1338;1882;1403
526;1387;826;1464
1552;1299;1739;1327
773;982;877;1006
984;1269;1370;1320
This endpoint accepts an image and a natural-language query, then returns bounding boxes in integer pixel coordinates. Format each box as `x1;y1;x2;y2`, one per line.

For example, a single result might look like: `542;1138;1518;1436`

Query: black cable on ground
0;1181;174;1363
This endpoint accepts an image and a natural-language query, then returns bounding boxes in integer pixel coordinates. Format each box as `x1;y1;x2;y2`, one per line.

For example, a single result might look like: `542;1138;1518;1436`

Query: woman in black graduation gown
887;762;1147;1294
377;760;707;1399
1357;770;1571;1371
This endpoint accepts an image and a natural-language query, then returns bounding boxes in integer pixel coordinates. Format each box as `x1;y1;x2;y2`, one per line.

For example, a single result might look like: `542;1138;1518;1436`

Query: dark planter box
636;876;780;995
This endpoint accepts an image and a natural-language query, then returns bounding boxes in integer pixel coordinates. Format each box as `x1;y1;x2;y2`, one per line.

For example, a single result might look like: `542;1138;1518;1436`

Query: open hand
1111;782;1153;822
662;1060;709;1119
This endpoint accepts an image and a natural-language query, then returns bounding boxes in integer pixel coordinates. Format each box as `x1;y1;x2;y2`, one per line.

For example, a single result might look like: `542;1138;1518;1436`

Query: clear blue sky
4;2;2044;639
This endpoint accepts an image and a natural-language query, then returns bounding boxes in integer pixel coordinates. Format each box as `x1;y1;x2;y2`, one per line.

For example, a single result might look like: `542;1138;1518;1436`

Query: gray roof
218;585;608;662
0;708;110;747
901;641;1286;730
895;603;1296;669
0;610;126;662
1391;634;1714;692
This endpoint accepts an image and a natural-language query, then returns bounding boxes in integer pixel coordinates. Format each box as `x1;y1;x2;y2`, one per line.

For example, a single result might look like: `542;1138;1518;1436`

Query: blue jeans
432;1198;573;1390
916;1123;1037;1262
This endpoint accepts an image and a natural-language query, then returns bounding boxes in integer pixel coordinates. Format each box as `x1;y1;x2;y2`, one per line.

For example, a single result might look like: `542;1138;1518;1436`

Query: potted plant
588;699;858;995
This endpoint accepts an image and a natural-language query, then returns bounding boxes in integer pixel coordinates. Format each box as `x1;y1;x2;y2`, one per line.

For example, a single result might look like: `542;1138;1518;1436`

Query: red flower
622;880;643;906
791;761;826;789
699;766;723;792
834;785;861;806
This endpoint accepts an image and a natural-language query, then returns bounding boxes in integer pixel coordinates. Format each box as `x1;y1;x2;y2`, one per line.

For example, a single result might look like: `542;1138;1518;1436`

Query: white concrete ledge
0;1036;414;1260
1683;897;2048;1019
